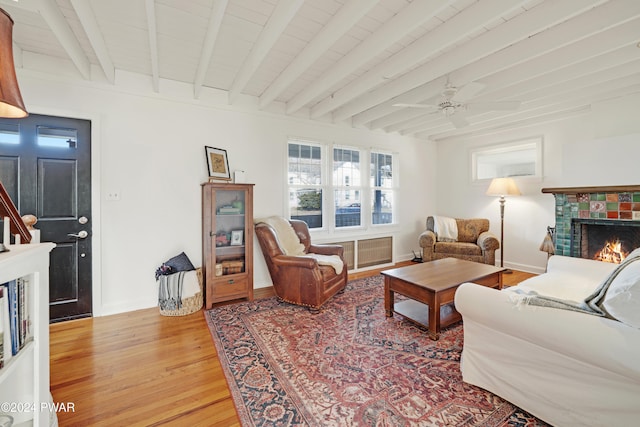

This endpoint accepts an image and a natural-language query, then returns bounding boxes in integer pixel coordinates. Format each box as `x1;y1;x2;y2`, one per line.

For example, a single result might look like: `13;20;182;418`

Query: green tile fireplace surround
542;185;640;256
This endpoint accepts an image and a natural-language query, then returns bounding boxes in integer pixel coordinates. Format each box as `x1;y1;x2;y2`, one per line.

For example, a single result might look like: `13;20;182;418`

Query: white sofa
455;255;640;427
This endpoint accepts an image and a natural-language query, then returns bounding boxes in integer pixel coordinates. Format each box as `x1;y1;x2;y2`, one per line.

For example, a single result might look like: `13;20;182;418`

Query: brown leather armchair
255;219;347;311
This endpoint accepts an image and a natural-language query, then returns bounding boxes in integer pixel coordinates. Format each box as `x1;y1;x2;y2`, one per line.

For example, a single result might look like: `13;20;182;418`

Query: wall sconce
0;8;28;118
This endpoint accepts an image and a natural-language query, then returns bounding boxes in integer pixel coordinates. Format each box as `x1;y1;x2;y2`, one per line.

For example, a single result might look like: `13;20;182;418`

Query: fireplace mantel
542;185;640;195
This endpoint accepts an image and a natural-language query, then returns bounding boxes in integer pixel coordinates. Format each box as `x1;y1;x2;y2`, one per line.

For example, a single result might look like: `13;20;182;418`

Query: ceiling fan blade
451;82;486;102
465;100;521;111
392;103;438;109
448;114;469;128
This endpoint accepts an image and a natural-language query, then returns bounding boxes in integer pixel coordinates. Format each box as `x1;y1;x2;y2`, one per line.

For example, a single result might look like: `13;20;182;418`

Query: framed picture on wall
230;230;244;246
205;146;231;181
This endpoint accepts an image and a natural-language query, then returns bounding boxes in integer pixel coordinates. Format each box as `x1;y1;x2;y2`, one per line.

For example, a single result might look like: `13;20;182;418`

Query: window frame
470;136;543;183
286;138;398;233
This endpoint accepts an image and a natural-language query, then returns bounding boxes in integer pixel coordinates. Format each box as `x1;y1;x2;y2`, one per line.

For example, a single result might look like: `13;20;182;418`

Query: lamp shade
0;8;27;118
486;177;521;197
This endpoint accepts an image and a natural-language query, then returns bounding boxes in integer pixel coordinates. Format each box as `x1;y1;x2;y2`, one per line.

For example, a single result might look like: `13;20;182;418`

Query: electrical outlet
633;211;640;220
106;191;120;201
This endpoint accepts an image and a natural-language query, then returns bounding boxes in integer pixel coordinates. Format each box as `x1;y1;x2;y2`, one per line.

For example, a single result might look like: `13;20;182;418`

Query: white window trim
286;138;398;236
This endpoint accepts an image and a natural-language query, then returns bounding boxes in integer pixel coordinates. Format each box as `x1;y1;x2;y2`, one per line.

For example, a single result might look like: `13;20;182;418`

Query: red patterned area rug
205;275;548;426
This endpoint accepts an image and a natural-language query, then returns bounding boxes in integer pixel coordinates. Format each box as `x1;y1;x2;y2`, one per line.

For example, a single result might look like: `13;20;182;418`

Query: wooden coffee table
382;258;505;340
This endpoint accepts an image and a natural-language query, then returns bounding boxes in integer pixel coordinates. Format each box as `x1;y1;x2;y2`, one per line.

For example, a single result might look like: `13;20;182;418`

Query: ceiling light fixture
0;8;27;118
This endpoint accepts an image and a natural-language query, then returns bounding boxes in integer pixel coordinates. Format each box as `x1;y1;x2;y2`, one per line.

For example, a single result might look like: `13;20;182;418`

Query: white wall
435;93;640;274
16;64;437;316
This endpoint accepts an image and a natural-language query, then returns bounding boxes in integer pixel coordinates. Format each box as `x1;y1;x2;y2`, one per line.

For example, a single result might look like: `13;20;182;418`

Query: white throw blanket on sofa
511;249;640;327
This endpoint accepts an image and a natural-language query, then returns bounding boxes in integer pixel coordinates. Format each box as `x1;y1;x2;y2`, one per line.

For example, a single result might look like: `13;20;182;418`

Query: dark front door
0;113;92;322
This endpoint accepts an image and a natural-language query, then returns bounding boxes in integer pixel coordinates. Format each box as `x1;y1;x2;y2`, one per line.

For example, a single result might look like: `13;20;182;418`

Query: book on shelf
0;277;31;367
218;205;241;214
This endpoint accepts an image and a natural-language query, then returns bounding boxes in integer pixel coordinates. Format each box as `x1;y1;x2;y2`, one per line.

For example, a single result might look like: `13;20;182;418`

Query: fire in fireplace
571;219;640;264
593;239;628;263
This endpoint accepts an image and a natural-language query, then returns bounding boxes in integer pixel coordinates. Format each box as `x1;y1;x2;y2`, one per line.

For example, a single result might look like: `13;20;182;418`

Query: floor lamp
486;177;521;273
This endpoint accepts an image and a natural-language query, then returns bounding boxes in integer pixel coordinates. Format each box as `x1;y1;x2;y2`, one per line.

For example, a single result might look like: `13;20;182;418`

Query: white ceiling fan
393;81;521;128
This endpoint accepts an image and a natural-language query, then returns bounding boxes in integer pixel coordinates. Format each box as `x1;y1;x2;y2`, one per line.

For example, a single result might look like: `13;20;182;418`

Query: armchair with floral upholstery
418;216;499;265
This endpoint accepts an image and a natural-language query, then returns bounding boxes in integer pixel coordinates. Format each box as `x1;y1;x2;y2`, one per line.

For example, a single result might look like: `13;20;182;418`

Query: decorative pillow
601;251;640;328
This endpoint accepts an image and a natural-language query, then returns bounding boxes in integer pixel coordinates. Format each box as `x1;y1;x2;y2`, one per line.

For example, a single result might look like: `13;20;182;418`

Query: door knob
68;230;88;239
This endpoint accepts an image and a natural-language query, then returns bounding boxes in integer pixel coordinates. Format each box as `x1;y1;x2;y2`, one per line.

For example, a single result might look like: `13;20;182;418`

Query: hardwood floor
49;263;535;426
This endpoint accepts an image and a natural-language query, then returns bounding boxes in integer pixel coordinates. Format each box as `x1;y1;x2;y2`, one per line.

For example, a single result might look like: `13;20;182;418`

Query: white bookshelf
0;243;55;427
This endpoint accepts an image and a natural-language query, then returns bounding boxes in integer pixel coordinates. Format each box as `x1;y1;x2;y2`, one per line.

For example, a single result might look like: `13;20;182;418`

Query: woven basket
159;268;203;316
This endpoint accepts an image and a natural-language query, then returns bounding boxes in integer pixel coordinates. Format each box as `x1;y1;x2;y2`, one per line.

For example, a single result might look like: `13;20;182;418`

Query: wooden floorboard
49;263;535;426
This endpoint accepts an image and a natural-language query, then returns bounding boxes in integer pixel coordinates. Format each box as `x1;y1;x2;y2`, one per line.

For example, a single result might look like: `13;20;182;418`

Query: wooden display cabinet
202;182;254;308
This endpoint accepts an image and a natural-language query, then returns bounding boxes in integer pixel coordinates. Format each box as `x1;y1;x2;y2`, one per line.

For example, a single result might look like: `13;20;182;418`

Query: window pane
289;188;322;229
333;147;361;186
335;190;361;227
371;189;393;224
370;152;393;188
0;123;19;145
289;142;321;185
37;126;77;149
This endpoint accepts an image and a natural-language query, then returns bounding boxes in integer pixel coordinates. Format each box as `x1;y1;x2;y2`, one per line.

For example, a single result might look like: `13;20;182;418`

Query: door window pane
37;126;78;149
0;123;19;145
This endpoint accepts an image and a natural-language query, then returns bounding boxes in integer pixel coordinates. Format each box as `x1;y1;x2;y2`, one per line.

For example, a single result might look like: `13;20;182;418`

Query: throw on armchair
418;216;499;265
255;217;347;311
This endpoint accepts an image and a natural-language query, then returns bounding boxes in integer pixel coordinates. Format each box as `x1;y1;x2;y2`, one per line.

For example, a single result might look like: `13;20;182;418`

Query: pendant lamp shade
0;8;27;118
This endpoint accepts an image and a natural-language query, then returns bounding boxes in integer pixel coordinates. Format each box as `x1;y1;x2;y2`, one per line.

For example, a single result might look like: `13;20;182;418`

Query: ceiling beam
473;43;640;104
309;0;528;119
145;0;159;93
38;0;91;80
259;0;377;109
194;0;228;99
334;0;605;122
69;0;114;84
228;0;305;104
285;0;457;115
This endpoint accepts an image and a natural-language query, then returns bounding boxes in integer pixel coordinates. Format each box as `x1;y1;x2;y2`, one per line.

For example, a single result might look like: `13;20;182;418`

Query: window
288;141;324;228
370;151;394;225
470;137;542;182
287;139;397;230
333;147;362;228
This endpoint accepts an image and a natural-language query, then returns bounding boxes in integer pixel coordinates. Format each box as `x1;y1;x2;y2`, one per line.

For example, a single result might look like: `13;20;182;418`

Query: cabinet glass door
214;189;246;276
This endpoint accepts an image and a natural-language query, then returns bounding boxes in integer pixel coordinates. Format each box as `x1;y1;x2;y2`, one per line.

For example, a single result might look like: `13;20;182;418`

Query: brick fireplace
542;185;640;262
